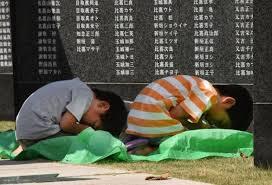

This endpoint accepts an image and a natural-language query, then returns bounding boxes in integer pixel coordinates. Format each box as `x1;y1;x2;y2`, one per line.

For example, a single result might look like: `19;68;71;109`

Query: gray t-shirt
15;78;93;140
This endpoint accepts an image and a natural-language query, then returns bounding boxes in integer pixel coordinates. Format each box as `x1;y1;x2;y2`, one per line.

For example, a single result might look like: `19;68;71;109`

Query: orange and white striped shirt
126;75;218;138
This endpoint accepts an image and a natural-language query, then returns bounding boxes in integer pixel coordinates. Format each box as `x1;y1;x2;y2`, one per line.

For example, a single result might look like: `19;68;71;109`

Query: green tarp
0;128;253;164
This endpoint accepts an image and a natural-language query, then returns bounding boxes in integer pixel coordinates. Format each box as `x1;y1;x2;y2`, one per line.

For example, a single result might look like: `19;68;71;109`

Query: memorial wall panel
10;0;254;116
12;0;253;84
0;0;13;120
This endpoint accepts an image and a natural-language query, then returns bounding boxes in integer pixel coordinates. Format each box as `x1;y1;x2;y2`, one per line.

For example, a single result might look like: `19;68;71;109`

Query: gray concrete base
0;160;211;185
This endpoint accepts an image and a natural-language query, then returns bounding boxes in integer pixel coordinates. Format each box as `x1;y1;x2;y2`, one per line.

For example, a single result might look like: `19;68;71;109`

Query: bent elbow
59;121;70;132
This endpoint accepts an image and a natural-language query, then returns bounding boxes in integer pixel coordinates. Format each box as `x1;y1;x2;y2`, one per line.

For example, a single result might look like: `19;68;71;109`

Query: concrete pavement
0;160;212;185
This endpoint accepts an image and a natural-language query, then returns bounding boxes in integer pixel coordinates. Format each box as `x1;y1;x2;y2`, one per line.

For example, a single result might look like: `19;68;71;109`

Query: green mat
0;128;253;164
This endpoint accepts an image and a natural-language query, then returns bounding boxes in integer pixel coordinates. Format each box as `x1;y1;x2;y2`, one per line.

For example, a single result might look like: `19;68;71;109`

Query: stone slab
254;0;272;102
0;160;212;185
253;0;272;168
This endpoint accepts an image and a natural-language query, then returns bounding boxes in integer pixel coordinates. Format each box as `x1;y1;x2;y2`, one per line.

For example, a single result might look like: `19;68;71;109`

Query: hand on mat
125;138;157;155
12;145;23;156
129;146;157;156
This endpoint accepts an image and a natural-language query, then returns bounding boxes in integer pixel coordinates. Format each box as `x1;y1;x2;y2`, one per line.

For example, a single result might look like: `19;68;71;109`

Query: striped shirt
126;75;218;138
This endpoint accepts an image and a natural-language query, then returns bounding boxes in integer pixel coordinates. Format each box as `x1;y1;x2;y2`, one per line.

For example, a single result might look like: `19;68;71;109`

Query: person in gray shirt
14;78;128;154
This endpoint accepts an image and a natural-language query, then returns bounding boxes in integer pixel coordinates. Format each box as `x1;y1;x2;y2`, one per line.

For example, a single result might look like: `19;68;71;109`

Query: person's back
124;75;252;155
126;75;218;138
16;78;93;140
14;78;128;155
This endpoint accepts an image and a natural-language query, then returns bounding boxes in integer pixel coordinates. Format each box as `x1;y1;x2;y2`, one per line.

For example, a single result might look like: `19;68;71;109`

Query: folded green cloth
0;128;253;164
0;130;19;159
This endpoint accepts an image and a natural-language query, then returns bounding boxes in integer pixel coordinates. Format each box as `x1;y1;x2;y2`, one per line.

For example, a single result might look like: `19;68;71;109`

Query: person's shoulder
72;77;83;83
70;78;89;88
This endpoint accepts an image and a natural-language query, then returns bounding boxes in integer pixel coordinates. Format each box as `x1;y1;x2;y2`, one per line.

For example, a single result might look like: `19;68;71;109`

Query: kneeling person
124;75;253;155
15;78;128;153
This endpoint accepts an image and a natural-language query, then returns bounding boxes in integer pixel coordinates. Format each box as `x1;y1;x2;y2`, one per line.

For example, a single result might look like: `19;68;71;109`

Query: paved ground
0;160;212;185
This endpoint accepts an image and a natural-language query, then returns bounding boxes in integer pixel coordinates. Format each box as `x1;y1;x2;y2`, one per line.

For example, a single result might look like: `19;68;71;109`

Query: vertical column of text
234;0;253;78
154;0;178;76
193;0;217;77
76;0;100;53
114;0;135;76
37;0;61;76
0;0;11;69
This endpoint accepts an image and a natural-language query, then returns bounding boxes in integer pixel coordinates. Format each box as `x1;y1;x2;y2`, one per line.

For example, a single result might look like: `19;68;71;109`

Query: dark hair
214;85;253;131
92;88;128;137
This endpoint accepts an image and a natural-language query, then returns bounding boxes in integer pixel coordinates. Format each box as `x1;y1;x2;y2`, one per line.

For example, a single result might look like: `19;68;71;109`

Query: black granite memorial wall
10;0;254;109
253;0;272;168
0;0;13;120
10;0;268;165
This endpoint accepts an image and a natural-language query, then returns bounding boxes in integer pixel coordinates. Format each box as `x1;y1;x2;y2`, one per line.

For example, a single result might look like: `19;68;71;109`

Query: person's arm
59;111;89;134
169;104;189;120
129;146;157;156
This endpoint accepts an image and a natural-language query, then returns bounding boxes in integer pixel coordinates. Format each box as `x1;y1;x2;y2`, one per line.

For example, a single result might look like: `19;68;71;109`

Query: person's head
206;85;253;131
86;88;128;137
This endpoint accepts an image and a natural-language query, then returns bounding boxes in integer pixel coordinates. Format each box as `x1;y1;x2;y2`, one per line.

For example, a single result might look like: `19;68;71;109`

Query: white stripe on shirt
127;122;184;135
147;82;173;98
163;76;189;97
182;98;203;120
134;94;158;104
129;109;172;120
183;75;211;106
